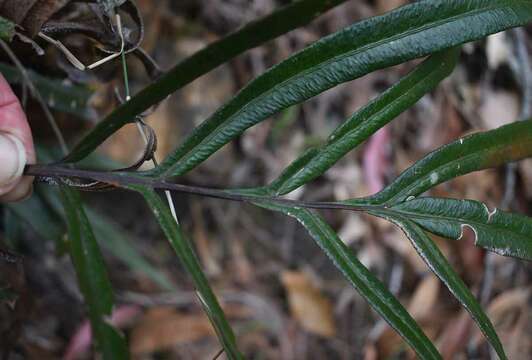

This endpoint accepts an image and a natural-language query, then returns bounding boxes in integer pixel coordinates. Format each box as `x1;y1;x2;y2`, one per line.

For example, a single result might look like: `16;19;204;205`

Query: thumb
0;132;30;200
0;74;36;202
0;132;26;184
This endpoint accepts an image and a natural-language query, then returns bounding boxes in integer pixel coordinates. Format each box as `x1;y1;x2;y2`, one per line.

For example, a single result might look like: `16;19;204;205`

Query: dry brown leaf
99;122;145;166
357;240;387;270
486;32;512;69
455;229;484;283
485;288;530;327
437;310;473;360
0;0;70;36
374;276;440;358
479;90;520;130
408;276;440;320
130;307;215;356
326;163;365;200
363;343;378;360
191;201;222;276
145;100;180;161
473;288;531;359
382;229;452;274
229;237;254;285
281;271;336;338
519;159;532;199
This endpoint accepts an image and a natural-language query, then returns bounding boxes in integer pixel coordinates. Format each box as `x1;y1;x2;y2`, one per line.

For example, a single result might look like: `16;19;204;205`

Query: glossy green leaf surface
59;187;129;360
266;48;459;195
370;212;506;359
256;201;441;360
63;0;348;162
346;119;532;206
132;185;242;360
148;0;532;178
391;197;532;261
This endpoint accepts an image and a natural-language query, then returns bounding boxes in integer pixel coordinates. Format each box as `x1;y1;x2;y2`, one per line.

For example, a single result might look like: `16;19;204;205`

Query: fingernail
0;133;26;186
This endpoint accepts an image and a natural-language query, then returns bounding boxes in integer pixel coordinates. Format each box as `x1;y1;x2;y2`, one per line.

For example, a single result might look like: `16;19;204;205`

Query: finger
0;74;36;202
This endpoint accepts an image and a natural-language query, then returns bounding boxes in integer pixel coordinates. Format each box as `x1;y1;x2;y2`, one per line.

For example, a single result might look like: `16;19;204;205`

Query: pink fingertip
0;74;36;164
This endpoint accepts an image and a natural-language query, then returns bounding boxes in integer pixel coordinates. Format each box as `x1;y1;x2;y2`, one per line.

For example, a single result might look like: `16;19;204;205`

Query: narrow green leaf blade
59;187;129;359
131;185;243;360
63;0;349;162
371;212;507;359
148;0;532;178
346;119;532;206
392;197;532;261
256;201;441;359
268;48;459;195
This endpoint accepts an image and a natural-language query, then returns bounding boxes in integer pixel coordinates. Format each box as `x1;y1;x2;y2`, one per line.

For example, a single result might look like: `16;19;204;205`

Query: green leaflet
345;119;532;206
0;16;15;41
370;213;506;359
265;48;459;195
391;197;532;261
256;201;441;360
63;0;348;162
131;185;243;360
59;187;129;360
145;0;532;178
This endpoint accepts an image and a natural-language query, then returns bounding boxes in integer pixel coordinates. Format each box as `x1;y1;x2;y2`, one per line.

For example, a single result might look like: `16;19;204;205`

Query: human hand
0;74;36;202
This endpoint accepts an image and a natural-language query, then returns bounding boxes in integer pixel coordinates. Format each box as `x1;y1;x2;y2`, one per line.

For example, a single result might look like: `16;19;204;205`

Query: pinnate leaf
151;0;532;178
